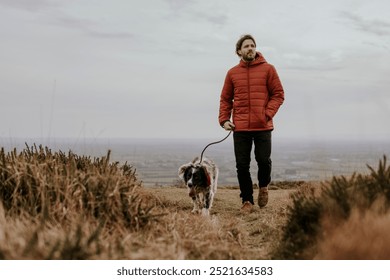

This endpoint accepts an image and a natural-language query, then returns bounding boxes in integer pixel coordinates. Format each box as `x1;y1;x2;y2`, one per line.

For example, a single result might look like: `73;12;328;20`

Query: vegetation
273;156;390;259
0;144;277;259
0;144;159;259
1;144;389;259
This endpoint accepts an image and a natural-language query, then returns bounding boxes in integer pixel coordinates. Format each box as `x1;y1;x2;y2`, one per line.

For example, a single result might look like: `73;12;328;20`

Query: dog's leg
201;191;212;216
191;195;200;214
196;194;203;214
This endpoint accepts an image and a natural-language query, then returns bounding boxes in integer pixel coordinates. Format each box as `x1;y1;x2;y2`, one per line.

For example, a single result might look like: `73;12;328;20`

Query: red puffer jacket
219;52;284;131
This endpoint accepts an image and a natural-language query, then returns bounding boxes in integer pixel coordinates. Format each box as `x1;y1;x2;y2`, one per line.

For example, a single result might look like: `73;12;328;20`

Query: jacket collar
239;51;267;67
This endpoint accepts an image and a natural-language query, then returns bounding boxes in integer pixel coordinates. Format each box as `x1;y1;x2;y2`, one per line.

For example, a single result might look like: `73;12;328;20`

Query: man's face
238;39;256;62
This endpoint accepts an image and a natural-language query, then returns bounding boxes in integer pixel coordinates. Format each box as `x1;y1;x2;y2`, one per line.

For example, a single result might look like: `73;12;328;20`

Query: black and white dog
178;157;218;216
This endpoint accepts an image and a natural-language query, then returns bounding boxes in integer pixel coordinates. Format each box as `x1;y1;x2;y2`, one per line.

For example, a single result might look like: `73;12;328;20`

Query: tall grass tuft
0;144;160;259
273;155;390;259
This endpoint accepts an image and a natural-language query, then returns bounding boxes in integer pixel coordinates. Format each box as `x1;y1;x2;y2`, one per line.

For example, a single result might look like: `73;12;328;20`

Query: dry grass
0;144;294;259
315;204;390;259
1;144;390;259
0;144;159;259
272;156;390;260
148;186;295;259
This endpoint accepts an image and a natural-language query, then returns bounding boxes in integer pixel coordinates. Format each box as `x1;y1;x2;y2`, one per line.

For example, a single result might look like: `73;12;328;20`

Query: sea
1;137;389;187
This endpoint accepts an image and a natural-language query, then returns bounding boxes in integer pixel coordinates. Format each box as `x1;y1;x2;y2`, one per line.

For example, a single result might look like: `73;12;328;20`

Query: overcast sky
1;0;389;142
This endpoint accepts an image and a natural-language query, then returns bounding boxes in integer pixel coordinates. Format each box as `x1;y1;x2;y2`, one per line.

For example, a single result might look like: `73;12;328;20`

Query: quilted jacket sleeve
265;65;284;119
218;71;234;126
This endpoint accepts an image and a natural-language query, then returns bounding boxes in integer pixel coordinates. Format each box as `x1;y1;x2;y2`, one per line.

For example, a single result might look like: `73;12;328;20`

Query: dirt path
149;186;297;259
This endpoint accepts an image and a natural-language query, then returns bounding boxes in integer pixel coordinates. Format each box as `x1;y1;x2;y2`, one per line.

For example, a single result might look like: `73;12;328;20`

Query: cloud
340;11;390;36
163;0;228;27
87;30;135;40
53;15;95;30
190;9;228;27
282;50;345;71
0;0;59;11
163;0;197;12
1;1;135;41
48;14;135;41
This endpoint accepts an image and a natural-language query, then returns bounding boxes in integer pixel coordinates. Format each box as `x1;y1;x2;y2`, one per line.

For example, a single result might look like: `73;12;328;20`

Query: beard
242;51;256;62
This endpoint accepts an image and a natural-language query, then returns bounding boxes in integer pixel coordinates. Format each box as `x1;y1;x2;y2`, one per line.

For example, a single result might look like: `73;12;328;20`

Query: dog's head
178;163;211;191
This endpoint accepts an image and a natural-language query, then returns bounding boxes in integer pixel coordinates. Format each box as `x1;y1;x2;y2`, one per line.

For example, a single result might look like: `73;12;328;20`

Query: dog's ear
178;163;192;180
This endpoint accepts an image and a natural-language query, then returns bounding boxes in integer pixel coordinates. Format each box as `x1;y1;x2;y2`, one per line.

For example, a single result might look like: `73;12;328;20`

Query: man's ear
237;49;242;56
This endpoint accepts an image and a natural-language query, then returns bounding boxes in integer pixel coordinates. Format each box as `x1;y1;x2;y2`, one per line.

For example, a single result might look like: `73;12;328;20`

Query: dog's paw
201;208;210;216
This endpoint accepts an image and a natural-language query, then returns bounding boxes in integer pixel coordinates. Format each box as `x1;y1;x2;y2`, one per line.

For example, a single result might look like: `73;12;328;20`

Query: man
219;34;284;212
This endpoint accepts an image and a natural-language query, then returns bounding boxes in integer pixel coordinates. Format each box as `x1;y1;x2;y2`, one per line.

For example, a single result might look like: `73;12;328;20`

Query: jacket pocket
251;107;267;128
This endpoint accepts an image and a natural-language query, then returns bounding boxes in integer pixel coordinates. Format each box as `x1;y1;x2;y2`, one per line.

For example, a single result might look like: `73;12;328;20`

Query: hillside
0;144;311;259
1;145;390;259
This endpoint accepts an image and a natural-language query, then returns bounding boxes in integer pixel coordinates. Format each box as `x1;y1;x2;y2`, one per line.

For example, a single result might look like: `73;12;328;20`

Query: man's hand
223;121;236;131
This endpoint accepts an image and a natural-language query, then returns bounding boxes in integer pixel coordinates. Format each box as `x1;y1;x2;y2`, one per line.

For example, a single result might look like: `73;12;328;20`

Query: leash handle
199;131;232;163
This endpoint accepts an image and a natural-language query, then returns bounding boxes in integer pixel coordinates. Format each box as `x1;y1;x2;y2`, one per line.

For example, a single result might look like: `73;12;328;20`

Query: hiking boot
240;201;254;213
258;187;268;208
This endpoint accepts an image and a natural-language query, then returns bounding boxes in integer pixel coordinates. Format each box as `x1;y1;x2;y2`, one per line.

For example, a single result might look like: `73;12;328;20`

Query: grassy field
1;145;390;259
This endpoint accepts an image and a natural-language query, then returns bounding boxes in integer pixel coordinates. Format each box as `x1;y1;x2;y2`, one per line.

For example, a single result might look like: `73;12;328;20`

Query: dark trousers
233;131;272;204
